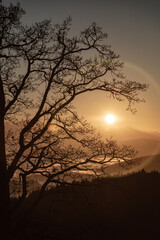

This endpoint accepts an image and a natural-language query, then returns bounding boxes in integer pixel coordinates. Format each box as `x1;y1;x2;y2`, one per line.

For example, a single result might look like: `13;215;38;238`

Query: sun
105;114;115;124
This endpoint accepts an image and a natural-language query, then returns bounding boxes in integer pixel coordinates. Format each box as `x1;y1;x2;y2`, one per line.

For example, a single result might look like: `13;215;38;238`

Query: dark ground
11;170;160;240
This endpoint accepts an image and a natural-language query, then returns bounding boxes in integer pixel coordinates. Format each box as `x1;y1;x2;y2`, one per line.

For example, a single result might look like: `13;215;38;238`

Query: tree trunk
0;76;10;239
0;120;10;239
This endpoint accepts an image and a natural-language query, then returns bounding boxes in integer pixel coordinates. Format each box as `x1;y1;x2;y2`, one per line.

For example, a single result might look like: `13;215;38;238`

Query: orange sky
73;62;160;132
5;0;160;132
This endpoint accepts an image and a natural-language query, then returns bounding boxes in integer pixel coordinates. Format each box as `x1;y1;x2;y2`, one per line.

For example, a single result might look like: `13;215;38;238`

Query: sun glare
105;114;115;124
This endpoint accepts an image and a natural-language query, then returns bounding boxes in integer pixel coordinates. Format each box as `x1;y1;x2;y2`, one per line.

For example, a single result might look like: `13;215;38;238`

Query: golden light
105;114;115;124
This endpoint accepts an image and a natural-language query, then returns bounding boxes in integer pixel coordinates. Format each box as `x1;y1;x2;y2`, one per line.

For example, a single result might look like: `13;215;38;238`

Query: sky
4;0;160;133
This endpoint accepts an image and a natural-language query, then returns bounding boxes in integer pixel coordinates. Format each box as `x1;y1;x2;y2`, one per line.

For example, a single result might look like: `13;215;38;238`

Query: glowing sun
105;114;116;124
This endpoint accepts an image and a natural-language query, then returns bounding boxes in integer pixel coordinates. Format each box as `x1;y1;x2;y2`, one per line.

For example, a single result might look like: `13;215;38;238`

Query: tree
0;2;147;238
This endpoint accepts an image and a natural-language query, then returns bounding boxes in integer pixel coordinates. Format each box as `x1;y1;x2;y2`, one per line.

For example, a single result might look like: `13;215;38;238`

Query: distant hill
5;121;160;156
5;121;160;172
98;126;160;156
101;154;160;176
139;154;160;172
100;126;160;142
120;138;160;156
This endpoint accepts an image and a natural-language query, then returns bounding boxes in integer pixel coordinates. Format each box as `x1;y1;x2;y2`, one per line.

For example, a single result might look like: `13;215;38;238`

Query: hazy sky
5;0;160;132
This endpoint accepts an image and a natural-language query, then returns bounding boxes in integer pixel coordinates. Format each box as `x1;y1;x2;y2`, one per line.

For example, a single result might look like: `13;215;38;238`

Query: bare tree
0;2;147;238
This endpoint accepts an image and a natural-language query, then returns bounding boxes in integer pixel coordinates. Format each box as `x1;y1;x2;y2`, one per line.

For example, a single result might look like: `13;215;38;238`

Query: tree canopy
0;2;147;238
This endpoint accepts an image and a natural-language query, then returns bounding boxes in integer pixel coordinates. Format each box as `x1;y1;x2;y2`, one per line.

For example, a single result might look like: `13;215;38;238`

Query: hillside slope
13;171;160;240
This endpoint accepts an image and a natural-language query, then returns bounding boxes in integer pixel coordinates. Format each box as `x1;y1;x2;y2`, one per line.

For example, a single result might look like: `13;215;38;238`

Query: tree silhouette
0;2;147;238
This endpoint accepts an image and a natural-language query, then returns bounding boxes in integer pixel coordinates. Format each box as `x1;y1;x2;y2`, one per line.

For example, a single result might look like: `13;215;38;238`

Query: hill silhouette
90;154;160;176
139;154;160;172
12;170;160;240
120;138;160;156
95;125;160;156
6;121;160;157
100;126;160;141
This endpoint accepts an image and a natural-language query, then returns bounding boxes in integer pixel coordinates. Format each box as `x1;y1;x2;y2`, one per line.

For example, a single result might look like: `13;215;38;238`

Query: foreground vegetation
11;170;160;240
